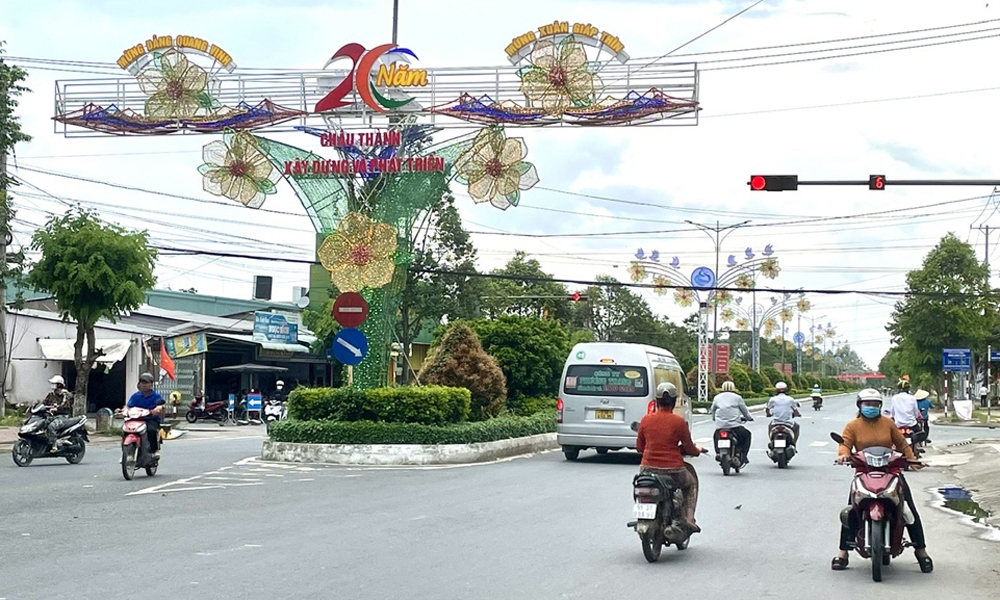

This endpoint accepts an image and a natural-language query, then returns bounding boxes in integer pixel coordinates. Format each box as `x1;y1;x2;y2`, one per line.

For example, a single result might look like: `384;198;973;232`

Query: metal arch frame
724;292;807;372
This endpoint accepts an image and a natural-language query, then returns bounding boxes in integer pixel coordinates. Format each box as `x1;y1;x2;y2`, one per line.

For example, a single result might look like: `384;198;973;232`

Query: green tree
29;208;157;416
418;322;506;420
481;251;571;323
728;362;752;393
571;275;656;342
878;346;905;383
887;234;996;395
466;315;571;408
0;43;31;416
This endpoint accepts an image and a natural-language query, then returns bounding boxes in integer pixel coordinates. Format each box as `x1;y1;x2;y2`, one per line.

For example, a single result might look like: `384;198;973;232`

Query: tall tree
573;275;657;341
481;251;571;322
887;233;996;395
29;208;157;415
0;42;31;417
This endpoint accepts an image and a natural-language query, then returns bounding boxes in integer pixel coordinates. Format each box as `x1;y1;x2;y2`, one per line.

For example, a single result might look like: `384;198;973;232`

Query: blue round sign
332;328;369;366
834;356;843;363
793;332;806;345
691;266;716;289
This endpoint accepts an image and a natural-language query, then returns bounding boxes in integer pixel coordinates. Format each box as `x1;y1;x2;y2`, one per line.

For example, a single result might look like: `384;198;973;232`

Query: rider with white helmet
710;380;754;466
767;381;801;443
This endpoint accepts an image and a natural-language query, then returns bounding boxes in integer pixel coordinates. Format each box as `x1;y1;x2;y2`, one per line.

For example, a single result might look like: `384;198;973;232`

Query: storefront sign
253;312;298;344
283;155;445;176
505;21;628;64
164;332;207;358
116;34;236;75
315;43;428;114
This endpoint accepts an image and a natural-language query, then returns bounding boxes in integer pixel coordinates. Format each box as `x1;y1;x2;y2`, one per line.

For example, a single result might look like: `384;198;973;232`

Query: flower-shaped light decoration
734;273;755;290
652;275;670;295
760;257;781;279
796;298;811;313
780;307;794;323
628;261;647;283
138;49;217;119
674;288;695;307
453;127;540;210
198;130;281;209
735;318;750;330
720;307;735;322
786;340;795;351
712;289;733;307
815;334;825;344
518;36;602;116
317;212;398;292
762;318;777;338
826;327;837;338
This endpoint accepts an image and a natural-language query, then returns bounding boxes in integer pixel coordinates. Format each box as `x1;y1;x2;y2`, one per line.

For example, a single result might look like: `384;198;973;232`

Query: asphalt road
2;396;1000;600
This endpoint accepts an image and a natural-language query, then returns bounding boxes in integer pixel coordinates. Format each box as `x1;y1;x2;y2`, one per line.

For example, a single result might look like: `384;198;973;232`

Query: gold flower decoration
734;273;755;289
198;130;280;209
796;298;811;313
780;307;794;323
674;288;694;307
712;289;733;306
652;275;670;295
138;49;216;119
736;318;750;330
518;36;602;116
454;127;539;210
317;212;398;292
628;262;647;282
760;258;781;279
815;334;825;344
720;308;735;322
762;318;777;338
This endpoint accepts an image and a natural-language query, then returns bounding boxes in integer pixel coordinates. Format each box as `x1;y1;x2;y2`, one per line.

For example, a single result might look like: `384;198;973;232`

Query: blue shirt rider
122;372;165;454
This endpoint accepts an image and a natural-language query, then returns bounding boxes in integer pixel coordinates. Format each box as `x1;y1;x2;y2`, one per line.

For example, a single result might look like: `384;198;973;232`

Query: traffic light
570;292;587;302
869;174;885;190
748;175;798;192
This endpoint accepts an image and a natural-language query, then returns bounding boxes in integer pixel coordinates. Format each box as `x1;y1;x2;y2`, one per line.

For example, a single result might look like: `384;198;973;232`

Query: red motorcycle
120;407;160;480
831;431;925;582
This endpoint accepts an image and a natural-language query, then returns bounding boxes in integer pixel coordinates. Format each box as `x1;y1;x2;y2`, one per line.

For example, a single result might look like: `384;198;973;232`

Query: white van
556;342;691;461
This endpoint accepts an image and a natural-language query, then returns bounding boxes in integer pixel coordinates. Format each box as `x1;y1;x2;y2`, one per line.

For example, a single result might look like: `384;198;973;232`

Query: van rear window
563;365;649;396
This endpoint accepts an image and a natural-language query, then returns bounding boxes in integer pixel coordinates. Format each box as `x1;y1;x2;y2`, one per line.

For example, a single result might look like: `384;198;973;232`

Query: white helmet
775;381;788;391
276;380;285;388
656;382;678;400
857;388;882;404
721;381;736;392
49;375;65;386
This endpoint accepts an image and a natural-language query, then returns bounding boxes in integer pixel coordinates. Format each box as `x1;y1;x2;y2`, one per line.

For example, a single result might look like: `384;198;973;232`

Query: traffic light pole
749;174;1000;191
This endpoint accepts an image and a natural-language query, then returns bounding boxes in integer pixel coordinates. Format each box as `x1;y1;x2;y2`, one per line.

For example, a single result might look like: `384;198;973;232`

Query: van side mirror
830;432;844;445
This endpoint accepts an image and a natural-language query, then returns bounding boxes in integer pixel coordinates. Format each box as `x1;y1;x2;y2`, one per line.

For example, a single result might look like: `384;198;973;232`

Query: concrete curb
261;432;558;466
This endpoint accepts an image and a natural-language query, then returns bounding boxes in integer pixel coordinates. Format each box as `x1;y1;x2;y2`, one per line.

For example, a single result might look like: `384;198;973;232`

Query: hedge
287;385;471;425
269;409;557;445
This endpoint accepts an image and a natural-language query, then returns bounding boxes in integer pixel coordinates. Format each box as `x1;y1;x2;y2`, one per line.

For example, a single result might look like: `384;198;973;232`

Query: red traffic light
750;175;766;191
748;175;798;192
571;292;581;302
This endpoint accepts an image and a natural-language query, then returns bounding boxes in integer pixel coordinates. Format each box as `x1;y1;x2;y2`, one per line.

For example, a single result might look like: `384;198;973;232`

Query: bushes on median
286;385;471;426
269;409;557;445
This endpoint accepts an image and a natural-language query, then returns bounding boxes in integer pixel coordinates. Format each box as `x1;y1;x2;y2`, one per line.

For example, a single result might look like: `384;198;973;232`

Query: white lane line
203;476;263;482
694;437;712;443
810;441;830;447
296;478;315;482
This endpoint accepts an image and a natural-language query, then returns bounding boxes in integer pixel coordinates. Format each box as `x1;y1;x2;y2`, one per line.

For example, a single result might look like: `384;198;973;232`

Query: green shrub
419;323;507;420
287;385;470;425
269;410;556;445
286;386;367;422
747;369;766;394
513;396;557;416
728;363;752;394
762;366;784;388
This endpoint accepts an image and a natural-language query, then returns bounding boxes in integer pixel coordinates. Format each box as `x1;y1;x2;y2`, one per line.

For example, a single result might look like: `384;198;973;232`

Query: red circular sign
332;292;369;328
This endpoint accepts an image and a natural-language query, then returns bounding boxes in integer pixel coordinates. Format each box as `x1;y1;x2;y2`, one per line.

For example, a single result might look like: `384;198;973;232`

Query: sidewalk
928;440;1000;526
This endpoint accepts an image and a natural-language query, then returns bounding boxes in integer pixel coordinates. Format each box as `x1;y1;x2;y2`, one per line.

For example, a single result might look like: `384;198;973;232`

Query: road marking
694;437;711;443
296;478;315;482
810;441;830;447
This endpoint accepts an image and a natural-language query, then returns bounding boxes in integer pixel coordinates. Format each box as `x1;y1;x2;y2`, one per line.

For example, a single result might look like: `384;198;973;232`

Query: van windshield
563;365;649;397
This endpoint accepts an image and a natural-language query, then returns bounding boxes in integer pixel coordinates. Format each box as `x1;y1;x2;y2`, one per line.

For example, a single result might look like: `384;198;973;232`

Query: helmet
276;380;285;388
775;381;788;392
139;372;155;383
721;381;736;392
898;379;910;391
48;375;65;386
656;382;678;400
856;388;882;405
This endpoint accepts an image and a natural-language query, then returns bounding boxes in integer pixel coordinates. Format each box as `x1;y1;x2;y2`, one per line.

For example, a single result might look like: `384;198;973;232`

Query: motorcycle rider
832;388;932;573
710;380;754;466
273;380;287;402
636;382;705;533
915;389;933;442
42;375;73;452
120;372;164;457
887;380;921;434
767;381;801;443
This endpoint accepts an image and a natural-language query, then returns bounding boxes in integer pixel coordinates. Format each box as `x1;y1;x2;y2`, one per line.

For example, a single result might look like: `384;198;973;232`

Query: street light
722;291;807;372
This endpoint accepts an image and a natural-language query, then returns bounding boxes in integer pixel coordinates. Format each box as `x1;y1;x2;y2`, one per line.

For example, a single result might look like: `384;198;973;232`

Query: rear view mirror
630;421;640;432
830;432;844;445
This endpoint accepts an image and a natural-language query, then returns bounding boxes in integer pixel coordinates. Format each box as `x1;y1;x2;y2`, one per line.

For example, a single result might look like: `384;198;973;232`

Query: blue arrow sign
793;332;806;345
942;348;972;372
333;328;369;366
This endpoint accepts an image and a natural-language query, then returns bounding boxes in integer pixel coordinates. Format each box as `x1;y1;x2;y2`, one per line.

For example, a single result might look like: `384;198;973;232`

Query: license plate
717;439;731;448
633;503;657;519
595;409;615;420
775;439;787;448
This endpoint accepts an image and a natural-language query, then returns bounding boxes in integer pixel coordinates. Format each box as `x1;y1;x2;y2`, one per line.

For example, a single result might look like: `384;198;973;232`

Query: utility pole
392;0;400;44
973;219;994;417
0;150;6;418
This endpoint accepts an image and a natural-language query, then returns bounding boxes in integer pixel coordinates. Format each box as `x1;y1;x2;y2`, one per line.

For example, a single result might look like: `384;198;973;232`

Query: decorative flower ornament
138;49;215;119
762;318;777;338
198;130;280;209
652;275;670;295
628;261;647;282
734;273;755;289
453;127;540;210
780;307;794;323
815;334;825;344
735;318;750;330
317;212;398;292
712;289;733;306
518;36;602;115
796;298;811;313
720;308;735;322
674;288;694;307
760;258;781;279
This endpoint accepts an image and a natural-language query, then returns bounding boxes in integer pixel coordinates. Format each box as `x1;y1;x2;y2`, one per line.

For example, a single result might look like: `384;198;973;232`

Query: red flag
160;340;176;381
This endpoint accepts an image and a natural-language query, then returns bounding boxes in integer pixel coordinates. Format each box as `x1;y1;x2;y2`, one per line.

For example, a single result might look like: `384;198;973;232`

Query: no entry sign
332;292;369;328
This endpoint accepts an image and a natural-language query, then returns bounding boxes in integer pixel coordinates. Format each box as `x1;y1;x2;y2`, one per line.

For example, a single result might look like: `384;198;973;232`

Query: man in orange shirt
636;382;705;532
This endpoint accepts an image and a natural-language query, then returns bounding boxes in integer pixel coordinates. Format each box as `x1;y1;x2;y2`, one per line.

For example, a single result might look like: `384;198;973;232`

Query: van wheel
563;448;580;461
596;447;609;455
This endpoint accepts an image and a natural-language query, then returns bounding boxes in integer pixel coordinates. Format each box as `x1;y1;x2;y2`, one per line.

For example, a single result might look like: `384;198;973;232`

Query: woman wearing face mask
831;388;932;573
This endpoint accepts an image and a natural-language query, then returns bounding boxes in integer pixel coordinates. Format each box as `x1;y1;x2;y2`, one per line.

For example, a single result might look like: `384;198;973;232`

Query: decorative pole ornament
317;212;398;292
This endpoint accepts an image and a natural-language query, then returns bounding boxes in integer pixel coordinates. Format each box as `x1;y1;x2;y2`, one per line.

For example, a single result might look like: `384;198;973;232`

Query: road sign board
333;328;368;366
253;312;298;344
715;344;730;374
793;332;806;345
942;348;972;372
332;292;370;328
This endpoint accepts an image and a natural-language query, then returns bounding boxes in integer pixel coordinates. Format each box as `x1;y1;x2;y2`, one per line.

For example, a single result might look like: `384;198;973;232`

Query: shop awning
38;338;132;364
209;332;311;354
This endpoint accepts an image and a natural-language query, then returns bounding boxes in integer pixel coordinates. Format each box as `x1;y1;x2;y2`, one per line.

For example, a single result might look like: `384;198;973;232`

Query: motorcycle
813;394;823;411
11;403;88;467
185;398;228;425
119;406;161;480
830;431;927;582
897;425;925;458
767;422;797;468
263;398;286;434
713;420;750;476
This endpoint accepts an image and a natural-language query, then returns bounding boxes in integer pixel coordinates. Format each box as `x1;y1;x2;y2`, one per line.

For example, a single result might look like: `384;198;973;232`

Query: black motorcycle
767;422;797;468
11;403;89;467
812;395;823;411
713;420;751;476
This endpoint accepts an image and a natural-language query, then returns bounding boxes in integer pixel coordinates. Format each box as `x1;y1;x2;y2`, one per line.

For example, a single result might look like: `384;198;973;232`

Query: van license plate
595;409;615;420
634;503;657;519
774;439;787;448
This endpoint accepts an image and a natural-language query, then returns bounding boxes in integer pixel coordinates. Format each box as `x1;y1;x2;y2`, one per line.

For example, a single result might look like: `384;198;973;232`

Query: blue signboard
332;328;369;366
942;348;972;372
990;350;1000;362
247;393;262;412
793;332;806;346
253;312;298;344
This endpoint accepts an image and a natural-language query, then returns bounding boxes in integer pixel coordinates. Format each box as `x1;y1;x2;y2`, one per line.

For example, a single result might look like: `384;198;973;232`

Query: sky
3;0;1000;370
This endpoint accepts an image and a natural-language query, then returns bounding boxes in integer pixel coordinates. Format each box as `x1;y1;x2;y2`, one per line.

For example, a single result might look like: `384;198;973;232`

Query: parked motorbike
767;422;797;468
813;394;823;411
831;431;926;582
185;398;228;425
11;403;88;467
119;406;161;480
263;398;286;434
713;421;750;476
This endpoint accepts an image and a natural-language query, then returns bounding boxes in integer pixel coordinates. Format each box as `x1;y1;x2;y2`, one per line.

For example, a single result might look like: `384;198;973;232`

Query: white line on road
694;437;711;443
810;441;830;447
